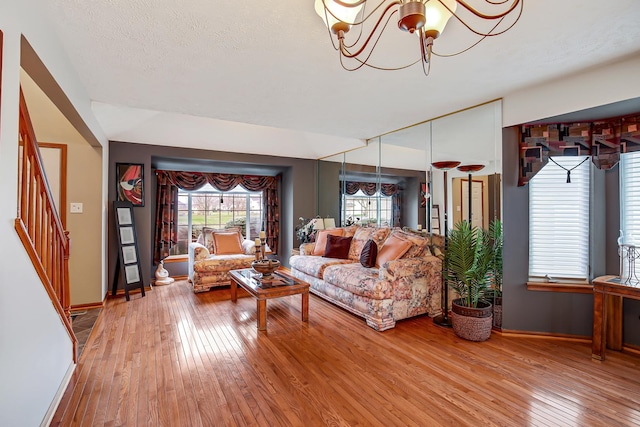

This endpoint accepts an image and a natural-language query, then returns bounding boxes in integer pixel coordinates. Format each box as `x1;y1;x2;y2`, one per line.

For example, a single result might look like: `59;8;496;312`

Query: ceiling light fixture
315;0;523;75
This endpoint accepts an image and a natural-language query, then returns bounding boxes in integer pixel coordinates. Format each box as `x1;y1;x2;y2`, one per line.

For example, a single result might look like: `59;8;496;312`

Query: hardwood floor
51;280;640;426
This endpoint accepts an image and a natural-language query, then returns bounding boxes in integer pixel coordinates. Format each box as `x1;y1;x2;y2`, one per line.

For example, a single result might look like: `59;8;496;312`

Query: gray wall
109;141;318;290
502;127;640;346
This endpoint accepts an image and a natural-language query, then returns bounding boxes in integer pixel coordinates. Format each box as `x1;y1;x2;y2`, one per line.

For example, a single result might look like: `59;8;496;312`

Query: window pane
620;151;640;280
529;156;590;280
172;188;263;254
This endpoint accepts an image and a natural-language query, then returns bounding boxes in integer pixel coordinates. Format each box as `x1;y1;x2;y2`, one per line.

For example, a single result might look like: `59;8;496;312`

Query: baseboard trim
40;360;75;427
71;301;104;312
500;329;591;343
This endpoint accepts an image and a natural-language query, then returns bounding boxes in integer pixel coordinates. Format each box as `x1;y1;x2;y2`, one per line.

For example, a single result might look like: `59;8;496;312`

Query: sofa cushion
212;231;244;254
192;254;255;273
348;227;390;260
290;255;355;279
323;263;392;299
377;234;412;267
389;229;432;258
359;239;378;268
313;228;344;256
324;235;353;259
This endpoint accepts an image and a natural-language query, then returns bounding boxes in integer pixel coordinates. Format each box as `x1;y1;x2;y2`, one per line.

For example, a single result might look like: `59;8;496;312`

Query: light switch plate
70;202;83;213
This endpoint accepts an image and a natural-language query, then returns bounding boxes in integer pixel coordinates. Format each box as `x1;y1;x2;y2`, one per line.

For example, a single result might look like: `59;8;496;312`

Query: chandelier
314;0;523;75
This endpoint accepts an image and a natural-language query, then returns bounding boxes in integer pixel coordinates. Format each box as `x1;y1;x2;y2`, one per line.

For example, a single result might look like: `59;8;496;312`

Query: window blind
529;156;590;280
620;151;640;278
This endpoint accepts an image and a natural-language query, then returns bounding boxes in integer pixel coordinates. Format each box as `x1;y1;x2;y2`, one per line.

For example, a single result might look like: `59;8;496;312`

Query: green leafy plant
446;220;494;308
488;219;503;297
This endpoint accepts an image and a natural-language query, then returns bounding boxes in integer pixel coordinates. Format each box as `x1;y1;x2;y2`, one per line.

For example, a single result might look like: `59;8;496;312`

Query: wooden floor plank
51;281;640;427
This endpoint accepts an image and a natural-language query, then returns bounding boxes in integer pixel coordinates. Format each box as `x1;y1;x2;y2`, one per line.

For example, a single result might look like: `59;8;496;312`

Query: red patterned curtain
154;172;179;263
519;114;640;186
154;170;280;263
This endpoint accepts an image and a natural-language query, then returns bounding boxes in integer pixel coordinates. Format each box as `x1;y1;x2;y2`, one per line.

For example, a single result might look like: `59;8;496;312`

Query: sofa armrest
300;242;316;255
188;242;210;282
380;255;443;317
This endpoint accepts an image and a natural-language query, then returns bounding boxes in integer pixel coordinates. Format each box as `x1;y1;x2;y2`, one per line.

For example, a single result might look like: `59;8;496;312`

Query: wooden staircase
14;87;76;362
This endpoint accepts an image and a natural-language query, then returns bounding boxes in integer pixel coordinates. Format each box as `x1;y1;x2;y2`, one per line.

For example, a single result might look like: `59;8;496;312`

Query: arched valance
518;114;640;186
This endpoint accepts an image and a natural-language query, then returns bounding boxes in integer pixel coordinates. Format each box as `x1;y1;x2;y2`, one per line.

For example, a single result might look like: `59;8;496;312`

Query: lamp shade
423;0;457;38
315;0;364;31
324;218;336;229
313;218;325;230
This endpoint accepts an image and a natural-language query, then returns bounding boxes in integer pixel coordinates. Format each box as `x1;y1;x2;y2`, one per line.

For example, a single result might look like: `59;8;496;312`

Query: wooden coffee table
230;267;309;331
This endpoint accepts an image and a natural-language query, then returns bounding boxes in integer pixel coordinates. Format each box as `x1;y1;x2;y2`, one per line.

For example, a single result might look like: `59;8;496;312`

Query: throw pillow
376;234;412;267
323;235;353;259
313;228;344;256
359;239;378;268
202;226;242;254
212;231;243;255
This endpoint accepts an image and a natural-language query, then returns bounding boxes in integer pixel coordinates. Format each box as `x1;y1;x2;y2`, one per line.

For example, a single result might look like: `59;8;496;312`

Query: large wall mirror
317;100;502;234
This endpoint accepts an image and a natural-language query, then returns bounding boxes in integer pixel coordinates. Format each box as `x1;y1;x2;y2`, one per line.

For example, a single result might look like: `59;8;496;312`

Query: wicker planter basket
451;298;493;342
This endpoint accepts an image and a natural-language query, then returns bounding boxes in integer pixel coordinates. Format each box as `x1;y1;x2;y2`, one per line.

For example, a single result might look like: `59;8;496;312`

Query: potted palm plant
446;220;494;341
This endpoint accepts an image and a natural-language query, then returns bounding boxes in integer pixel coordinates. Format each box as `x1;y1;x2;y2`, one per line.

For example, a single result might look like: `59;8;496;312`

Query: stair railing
14;87;76;362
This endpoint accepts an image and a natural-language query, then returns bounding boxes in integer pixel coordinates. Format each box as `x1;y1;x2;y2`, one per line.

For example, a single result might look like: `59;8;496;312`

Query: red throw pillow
313;228;344;256
323;235;353;259
360;239;378;268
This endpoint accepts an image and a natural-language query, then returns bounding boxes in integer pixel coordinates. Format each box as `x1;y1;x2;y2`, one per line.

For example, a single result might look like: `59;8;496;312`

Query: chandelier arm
453;0;522;20
321;0;399;27
338;4;399;59
340;10;420;71
447;1;522;39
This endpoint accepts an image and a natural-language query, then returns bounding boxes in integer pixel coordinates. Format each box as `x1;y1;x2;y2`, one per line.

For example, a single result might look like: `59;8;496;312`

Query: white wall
503;54;640;126
0;0;107;424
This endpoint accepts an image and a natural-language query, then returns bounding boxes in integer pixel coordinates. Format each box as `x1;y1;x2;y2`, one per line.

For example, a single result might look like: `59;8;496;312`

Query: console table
592;275;640;361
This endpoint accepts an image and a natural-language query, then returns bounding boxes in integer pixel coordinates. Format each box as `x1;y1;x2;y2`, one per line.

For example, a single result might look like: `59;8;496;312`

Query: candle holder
260;237;266;261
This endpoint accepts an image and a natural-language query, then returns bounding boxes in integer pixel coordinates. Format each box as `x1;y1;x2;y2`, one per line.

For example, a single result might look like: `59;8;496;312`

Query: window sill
527;280;593;294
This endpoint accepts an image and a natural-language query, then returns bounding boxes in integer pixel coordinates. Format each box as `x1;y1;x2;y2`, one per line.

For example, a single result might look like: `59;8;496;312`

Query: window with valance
340;181;402;227
519;114;640;186
154;170;280;263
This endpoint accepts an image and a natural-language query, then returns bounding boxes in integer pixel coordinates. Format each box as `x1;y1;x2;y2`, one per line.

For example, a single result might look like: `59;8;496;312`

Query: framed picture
117;207;132;225
116;163;144;207
121;245;137;264
120;226;135;244
125;265;141;284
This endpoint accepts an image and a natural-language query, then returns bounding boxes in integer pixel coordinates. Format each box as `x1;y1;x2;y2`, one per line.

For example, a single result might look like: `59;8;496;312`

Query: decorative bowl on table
251;259;281;279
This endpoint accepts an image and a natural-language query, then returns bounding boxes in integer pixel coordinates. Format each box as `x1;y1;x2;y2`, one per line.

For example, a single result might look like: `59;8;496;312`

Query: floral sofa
289;226;443;331
188;227;258;293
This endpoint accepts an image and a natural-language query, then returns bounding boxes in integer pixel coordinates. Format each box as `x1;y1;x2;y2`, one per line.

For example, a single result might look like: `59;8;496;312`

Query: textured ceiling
45;0;640;158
